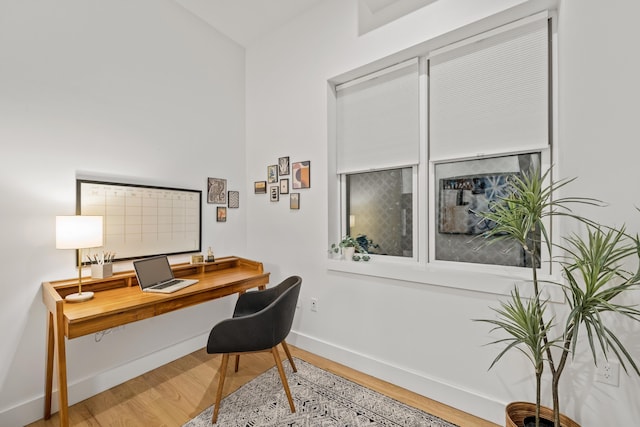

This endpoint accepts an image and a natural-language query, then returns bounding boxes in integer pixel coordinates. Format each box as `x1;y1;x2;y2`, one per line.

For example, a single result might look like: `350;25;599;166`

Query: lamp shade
56;216;104;249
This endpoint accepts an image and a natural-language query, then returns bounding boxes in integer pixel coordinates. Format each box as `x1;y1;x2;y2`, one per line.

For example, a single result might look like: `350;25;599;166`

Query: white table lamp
56;215;104;302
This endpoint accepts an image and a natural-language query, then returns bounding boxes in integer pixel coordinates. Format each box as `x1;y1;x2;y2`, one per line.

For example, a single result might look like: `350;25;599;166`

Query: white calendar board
77;180;202;260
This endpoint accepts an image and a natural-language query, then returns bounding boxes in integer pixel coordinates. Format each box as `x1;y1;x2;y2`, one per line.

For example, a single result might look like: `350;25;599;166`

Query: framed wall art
292;161;310;189
278;156;290;176
267;165;278;183
228;191;239;208
290;193;300;210
279;178;289;194
207;177;227;204
216;206;227;222
254;181;267;194
270;185;279;202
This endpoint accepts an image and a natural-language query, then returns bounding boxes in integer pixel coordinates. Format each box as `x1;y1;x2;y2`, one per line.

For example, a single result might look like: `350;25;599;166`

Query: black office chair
206;275;302;424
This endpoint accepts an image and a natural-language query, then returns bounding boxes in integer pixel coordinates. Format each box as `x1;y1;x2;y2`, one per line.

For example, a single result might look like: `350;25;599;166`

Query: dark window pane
346;168;413;257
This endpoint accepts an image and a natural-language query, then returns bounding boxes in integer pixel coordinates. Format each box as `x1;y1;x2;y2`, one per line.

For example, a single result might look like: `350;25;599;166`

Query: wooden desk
41;256;269;427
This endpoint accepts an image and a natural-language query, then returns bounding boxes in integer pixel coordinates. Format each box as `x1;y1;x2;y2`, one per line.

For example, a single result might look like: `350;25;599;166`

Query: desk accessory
91;263;112;279
89;252;114;278
55;215;103;302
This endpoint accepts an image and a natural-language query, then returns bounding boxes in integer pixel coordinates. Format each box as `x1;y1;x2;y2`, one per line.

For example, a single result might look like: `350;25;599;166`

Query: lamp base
65;291;94;303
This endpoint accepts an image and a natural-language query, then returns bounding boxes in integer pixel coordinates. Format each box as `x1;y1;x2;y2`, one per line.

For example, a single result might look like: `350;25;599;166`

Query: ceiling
174;0;434;47
174;0;327;47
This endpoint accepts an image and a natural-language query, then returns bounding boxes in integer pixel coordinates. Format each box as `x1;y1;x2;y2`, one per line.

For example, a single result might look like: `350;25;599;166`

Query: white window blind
429;19;549;161
336;58;420;174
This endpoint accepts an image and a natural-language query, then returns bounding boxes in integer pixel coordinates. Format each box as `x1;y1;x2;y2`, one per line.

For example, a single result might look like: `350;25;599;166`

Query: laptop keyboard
154;279;182;289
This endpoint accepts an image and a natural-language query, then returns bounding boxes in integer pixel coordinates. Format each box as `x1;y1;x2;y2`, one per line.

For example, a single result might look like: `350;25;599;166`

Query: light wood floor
27;345;499;427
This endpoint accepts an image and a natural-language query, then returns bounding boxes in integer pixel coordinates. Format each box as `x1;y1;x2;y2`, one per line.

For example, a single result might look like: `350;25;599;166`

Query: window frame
327;10;562;300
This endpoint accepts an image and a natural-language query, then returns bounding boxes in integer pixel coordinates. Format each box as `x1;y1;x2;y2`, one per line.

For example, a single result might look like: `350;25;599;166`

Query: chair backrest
207;276;302;354
233;275;300;318
271;275;301;300
270;276;302;345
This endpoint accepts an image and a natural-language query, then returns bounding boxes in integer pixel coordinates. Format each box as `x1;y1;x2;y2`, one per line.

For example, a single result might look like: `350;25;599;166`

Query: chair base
212;343;296;424
234;340;297;373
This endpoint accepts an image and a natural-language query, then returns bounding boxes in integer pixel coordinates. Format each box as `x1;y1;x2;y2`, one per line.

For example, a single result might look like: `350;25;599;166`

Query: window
346;168;413;257
334;59;420;258
428;17;550;268
330;13;553;274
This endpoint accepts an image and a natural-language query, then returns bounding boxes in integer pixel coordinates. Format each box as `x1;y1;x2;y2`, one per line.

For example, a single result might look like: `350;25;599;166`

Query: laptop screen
133;256;175;289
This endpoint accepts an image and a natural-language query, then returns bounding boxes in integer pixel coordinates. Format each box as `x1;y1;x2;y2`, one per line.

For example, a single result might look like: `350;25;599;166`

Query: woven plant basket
505;402;580;427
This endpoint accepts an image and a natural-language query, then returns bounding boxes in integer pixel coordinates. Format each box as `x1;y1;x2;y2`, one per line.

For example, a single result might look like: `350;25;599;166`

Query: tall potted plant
475;168;640;427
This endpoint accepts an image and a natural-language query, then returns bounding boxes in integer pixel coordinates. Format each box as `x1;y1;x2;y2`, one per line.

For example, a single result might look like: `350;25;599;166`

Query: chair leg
271;347;295;414
234;354;240;372
281;340;297;372
212;354;229;424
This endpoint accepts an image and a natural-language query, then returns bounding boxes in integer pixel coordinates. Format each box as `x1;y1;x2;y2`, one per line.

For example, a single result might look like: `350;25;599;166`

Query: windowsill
326;256;565;302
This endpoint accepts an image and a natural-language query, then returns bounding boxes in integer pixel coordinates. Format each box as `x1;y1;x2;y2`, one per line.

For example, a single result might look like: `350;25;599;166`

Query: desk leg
44;312;54;419
44;307;69;426
55;306;70;427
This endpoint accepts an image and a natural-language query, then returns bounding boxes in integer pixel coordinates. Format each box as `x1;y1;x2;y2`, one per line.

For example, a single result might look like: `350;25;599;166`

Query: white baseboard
288;330;506;425
0;332;209;427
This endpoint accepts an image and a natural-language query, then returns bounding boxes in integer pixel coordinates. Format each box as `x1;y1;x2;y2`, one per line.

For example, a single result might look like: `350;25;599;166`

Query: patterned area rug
183;358;458;427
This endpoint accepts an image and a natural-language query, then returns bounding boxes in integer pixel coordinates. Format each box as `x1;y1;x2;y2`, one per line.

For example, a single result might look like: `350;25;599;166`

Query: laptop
133;255;198;293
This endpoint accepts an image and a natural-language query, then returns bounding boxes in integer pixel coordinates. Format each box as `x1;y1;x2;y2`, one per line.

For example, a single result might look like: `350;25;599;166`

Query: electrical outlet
595;360;620;386
310;297;318;312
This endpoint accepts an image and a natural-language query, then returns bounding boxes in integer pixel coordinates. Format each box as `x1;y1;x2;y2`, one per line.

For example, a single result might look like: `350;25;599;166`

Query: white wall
4;0;640;426
0;1;246;425
557;0;640;421
245;0;640;425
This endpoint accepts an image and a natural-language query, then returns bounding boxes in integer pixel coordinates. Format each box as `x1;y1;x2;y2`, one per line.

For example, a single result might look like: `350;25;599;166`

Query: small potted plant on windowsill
330;234;380;261
340;235;361;260
329;235;363;260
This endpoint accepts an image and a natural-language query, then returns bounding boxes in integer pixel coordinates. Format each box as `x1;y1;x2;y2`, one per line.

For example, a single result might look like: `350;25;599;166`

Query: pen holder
91;263;113;279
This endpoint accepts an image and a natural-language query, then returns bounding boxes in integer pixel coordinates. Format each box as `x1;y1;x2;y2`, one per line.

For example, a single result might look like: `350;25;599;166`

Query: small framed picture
290;193;300;210
254;181;267;194
207;178;227;204
292;161;310;189
228;191;239;208
270;185;279;202
280;178;289;194
267;165;278;183
278;156;290;176
216;206;227;222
